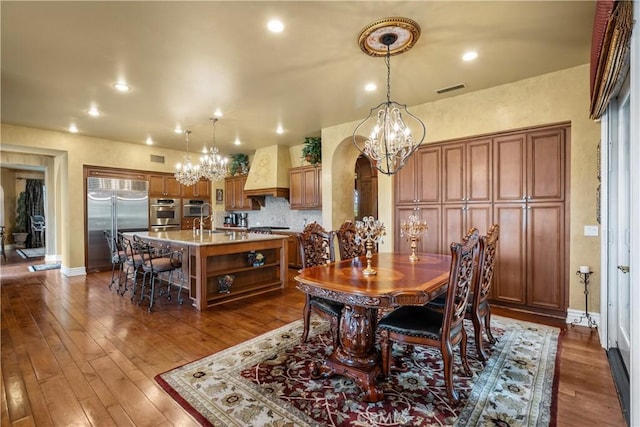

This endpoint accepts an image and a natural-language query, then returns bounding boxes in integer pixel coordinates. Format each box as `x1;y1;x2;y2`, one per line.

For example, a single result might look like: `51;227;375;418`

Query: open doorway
353;155;378;220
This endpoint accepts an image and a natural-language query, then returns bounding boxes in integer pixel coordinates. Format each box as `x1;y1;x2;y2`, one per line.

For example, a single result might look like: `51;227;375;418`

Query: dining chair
377;228;480;404
335;220;365;260
134;235;184;312
426;224;500;362
297;222;341;347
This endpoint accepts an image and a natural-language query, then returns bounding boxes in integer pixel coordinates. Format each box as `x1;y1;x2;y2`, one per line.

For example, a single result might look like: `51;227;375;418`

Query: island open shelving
132;230;288;311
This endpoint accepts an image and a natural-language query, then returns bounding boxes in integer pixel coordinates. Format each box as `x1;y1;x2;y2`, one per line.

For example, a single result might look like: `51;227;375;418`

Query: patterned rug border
155;316;561;427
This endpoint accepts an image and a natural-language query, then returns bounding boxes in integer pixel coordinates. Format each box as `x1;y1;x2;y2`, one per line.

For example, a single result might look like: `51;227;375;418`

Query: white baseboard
61;265;86;277
566;308;600;328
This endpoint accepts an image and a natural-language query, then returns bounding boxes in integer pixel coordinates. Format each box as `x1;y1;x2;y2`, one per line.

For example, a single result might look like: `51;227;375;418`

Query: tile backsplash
219;196;322;230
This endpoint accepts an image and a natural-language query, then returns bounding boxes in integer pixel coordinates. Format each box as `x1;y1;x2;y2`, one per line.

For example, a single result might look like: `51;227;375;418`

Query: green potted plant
12;191;29;247
301;137;321;166
229;153;250;176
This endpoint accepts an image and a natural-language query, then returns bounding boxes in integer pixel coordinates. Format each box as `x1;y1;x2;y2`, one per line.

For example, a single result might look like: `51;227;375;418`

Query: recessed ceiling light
69;124;78;133
364;83;377;92
113;81;131;92
146;137;153;145
276;125;284;134
462;51;478;61
267;19;284;33
88;106;100;117
213;109;223;117
174;125;183;134
234;138;241;146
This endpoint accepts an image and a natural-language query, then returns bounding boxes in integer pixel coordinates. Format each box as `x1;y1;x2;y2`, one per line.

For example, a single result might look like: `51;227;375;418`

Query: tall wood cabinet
394;146;442;254
394;124;569;318
441;138;493;248
491;126;567;315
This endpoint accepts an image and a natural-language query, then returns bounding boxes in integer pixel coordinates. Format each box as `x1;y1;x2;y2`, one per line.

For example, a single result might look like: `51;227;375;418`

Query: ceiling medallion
358;17;421;57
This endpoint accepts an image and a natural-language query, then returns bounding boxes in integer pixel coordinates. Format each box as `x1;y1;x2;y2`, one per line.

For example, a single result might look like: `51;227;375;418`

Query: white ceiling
1;1;595;156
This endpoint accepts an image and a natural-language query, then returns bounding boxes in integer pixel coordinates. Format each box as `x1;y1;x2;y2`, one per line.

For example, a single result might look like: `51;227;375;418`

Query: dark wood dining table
295;252;452;402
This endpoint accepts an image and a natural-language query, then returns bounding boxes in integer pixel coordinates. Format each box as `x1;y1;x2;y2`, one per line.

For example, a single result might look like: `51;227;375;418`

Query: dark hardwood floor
0;248;626;426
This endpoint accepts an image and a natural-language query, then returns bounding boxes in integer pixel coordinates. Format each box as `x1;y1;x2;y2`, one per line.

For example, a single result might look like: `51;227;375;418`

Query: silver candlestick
355;216;386;276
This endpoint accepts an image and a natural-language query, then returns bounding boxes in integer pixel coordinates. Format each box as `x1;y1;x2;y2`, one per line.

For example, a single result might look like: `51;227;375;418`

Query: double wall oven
149;198;181;232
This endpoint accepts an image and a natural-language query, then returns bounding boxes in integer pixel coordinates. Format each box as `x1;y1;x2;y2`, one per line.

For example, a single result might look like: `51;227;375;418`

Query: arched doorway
354;155;378;220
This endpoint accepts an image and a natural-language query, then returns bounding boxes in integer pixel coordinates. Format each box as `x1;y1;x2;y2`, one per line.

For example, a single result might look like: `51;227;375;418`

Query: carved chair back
297;222;335;268
336;220;366;260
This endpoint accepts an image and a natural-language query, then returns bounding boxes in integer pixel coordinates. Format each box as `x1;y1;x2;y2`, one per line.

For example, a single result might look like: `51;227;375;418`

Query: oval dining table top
295;252;452;308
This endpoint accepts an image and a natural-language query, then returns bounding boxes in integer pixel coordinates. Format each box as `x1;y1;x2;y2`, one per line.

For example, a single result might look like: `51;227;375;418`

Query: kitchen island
132;230;288;311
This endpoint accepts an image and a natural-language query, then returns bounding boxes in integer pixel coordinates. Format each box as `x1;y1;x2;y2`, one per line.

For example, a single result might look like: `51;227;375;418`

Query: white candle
579;265;590;274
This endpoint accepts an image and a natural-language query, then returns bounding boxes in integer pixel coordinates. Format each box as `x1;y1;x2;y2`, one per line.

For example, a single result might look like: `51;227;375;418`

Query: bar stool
104;230;126;292
134;235;184;312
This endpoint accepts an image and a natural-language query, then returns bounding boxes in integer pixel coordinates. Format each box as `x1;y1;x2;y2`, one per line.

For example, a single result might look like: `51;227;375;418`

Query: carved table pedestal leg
310;304;384;402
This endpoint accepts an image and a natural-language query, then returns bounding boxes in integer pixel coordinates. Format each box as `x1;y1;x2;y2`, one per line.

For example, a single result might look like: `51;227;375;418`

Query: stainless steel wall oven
183;199;210;217
149;198;181;231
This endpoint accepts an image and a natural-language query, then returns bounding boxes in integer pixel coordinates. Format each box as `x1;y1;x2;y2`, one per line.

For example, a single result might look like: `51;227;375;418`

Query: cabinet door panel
494;134;526;202
527;128;565;201
442;205;465;250
466;204;493;236
466;138;492;202
165;176;181;197
492;204;526;304
417;147;441;203
289;169;304;207
302;168;318;207
224;178;235;210
395;154;418;204
442;144;464;203
526;203;565;310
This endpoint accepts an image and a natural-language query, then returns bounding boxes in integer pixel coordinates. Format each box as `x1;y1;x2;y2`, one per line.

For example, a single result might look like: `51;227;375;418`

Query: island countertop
131;230;287;246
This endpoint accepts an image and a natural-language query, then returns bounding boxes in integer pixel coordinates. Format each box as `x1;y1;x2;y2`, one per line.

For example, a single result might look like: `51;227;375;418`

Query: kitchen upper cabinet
442;139;492;204
224;176;258;211
148;174;181;197
395;146;441;205
289;166;322;210
493;127;566;203
182;178;211;199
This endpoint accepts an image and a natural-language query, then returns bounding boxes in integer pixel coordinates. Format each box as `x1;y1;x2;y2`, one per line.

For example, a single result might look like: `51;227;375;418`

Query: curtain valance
590;0;634;120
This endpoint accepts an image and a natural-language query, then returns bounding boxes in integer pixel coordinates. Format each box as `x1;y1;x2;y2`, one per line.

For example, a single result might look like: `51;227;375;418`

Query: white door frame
599;4;639;425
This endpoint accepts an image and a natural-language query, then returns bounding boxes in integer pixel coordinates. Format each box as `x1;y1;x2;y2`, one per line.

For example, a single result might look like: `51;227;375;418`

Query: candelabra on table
400;214;429;262
355;216;386;276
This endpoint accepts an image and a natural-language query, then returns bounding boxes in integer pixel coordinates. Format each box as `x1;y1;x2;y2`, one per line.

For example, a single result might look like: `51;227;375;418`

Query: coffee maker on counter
223;213;248;228
238;213;248;228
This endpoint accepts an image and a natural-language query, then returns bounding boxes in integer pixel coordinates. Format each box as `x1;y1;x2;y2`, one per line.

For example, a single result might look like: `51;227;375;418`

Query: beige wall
321;64;601;314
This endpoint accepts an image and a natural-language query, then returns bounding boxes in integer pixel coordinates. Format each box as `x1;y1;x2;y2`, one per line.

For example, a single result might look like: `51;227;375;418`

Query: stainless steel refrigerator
86;177;149;272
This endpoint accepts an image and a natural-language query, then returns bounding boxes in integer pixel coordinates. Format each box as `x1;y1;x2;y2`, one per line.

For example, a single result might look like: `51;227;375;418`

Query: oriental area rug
156;315;560;427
